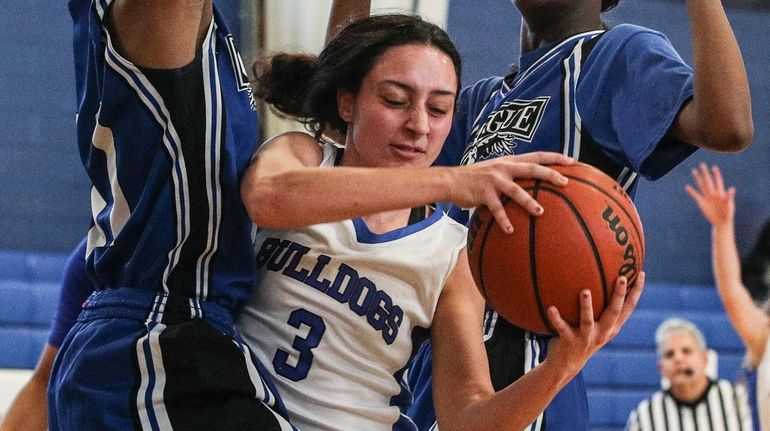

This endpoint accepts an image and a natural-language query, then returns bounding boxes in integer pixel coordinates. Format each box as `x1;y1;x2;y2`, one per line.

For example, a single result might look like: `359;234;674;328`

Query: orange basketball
467;162;644;334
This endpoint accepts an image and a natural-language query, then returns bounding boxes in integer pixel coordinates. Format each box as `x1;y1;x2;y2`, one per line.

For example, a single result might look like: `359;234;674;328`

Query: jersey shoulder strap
572;31;639;191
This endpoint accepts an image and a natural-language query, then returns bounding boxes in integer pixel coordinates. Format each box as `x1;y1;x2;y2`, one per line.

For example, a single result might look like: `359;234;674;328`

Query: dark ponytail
252;53;317;121
251;14;462;141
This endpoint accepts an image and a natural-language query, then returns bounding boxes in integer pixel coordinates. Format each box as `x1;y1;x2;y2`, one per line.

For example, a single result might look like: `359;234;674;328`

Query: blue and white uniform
49;1;292;430
409;25;698;431
47;238;90;348
238;143;467;431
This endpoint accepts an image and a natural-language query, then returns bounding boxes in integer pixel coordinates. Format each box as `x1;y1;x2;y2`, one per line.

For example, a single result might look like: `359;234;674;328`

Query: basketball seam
565;173;645;278
475;201;505;305
566;174;643;237
538;185;609;311
528;182;554;334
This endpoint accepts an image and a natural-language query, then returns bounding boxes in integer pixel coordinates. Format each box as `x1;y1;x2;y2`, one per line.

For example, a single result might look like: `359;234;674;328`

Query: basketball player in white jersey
239;13;644;430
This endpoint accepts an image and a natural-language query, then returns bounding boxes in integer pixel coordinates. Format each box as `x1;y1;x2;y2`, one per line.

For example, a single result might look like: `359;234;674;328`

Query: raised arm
326;0;371;43
668;0;753;152
686;163;769;366
430;251;644;430
109;0;212;68
240;132;573;232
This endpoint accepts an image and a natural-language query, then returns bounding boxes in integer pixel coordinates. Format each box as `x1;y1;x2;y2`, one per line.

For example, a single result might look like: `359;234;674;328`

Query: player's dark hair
252;14;462;141
601;0;620;12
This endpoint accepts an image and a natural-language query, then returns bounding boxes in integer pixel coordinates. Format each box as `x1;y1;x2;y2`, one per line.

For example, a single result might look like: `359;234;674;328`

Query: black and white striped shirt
626;380;753;431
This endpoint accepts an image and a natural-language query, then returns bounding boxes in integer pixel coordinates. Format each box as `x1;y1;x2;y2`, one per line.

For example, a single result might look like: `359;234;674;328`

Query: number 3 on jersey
273;308;326;381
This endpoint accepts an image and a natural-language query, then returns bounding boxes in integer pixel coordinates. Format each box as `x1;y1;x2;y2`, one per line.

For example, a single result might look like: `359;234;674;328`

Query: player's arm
430;251;644;430
431;251;564;430
240;132;572;231
326;0;371;43
667;0;753;152
686;164;769;366
0;345;57;431
109;0;212;68
0;239;92;431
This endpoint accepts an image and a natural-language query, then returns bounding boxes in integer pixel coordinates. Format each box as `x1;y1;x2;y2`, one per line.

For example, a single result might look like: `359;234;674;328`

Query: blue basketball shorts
48;288;296;431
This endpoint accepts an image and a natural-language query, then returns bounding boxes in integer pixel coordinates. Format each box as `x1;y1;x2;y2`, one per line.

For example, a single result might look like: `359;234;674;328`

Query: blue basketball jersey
71;0;258;309
438;25;695;184
410;26;697;431
49;2;296;430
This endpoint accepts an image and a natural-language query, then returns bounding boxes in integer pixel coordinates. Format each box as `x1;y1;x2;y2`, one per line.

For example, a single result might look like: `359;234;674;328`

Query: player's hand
447;152;574;234
545;272;645;375
685;163;735;228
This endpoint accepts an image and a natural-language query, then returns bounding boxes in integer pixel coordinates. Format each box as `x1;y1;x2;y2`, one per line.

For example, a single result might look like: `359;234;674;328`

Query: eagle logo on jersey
461;97;549;165
225;35;257;111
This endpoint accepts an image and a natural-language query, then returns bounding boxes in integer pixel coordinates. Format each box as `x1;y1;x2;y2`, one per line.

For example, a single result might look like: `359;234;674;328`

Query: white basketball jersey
755;339;770;430
238;143;467;430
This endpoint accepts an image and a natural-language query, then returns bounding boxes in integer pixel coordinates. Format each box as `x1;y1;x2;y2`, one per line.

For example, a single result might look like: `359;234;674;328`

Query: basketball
467;162;645;334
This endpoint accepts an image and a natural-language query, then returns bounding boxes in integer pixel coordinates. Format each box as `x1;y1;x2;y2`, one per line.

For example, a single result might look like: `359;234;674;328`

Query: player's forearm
326;0;371;43
685;0;753;152
242;166;454;228
710;221;765;348
0;345;57;431
711;222;743;300
440;360;576;431
0;379;48;431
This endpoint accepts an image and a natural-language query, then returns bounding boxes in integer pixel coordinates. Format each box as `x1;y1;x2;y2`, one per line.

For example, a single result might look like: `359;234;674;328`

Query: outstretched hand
448;152;574;234
545;272;645;376
685;163;735;227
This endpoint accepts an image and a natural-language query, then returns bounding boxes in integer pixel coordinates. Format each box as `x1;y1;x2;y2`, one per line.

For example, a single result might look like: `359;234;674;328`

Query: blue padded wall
0;250;67;369
0;1;87;252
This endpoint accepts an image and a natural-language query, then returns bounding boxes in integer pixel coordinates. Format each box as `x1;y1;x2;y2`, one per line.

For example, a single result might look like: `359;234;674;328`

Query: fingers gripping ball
467;162;644;334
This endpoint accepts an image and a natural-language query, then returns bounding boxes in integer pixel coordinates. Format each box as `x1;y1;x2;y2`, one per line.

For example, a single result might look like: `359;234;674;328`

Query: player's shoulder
589;23;677;69
439;211;469;241
598;23;673;52
260;131;320;151
257;131;325;166
460;76;505;104
440;213;469;250
464;76;505;92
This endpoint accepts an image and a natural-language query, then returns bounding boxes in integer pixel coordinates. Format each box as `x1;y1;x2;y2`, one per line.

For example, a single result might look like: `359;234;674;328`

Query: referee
626;318;752;431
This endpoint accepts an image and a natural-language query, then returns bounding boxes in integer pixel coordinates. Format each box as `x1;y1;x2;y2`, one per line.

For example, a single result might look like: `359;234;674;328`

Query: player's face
512;0;575;15
338;44;457;169
658;333;709;387
511;0;602;24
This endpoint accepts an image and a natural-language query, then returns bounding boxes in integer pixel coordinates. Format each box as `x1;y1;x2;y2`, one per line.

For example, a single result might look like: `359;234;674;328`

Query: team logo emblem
461;97;549;165
225;35;257;111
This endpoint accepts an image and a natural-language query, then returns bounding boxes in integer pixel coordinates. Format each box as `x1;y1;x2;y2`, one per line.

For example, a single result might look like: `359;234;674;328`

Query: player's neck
360;208;414;235
519;13;603;54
